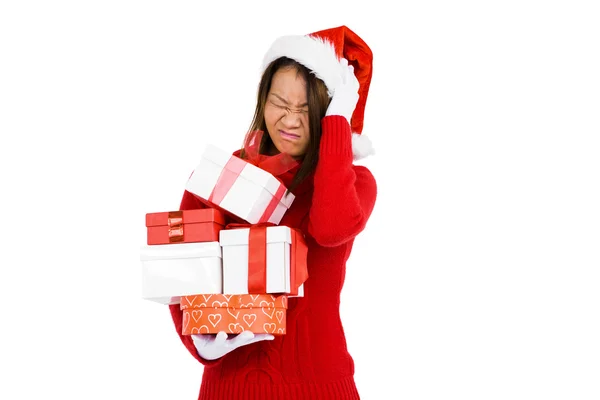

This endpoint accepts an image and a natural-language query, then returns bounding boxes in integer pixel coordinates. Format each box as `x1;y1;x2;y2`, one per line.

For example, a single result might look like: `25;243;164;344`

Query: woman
169;25;377;399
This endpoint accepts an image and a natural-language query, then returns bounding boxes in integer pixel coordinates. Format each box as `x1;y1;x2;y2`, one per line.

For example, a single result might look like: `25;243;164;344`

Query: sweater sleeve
307;115;378;247
167;189;223;367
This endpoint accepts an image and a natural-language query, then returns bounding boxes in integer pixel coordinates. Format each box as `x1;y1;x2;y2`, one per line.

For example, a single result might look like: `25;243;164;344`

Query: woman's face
264;67;310;159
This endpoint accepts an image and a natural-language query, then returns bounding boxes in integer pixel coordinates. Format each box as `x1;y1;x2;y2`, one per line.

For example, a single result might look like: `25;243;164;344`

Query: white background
1;1;599;399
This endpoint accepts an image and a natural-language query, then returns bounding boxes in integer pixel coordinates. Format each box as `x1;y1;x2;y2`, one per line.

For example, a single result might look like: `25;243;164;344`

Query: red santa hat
261;25;375;160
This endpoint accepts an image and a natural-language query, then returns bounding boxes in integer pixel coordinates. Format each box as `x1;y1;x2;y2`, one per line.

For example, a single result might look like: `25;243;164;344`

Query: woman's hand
192;331;275;360
325;58;360;125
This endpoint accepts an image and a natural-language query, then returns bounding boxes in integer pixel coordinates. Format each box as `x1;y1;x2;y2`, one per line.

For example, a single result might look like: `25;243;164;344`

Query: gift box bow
241;130;299;176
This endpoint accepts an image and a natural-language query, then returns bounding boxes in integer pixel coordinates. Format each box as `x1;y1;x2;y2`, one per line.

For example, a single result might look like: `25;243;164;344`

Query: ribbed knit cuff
198;376;360;400
320;116;353;162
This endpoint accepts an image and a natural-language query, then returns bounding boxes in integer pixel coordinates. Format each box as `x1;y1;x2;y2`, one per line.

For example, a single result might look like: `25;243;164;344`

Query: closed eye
268;100;309;115
269;99;287;109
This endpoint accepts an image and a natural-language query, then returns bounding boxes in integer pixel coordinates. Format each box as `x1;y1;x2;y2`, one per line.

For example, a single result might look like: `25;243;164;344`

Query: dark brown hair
241;57;330;192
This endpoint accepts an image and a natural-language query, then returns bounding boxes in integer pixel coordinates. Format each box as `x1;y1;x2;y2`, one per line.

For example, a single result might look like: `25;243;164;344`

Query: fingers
191;335;204;349
228;331;276;348
229;330;254;347
239;330;255;339
245;333;275;345
348;69;358;90
191;333;214;346
193;330;275;354
346;64;358;81
339;58;350;84
339;58;358;88
214;331;228;346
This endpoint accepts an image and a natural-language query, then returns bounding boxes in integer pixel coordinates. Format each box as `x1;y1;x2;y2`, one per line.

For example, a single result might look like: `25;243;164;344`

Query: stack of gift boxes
141;143;308;337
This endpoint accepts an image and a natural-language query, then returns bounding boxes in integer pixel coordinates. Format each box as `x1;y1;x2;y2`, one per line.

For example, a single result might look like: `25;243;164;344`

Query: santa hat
261;25;375;160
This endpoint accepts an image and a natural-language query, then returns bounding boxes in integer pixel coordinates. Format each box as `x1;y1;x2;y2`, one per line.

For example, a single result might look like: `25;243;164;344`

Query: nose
281;110;302;128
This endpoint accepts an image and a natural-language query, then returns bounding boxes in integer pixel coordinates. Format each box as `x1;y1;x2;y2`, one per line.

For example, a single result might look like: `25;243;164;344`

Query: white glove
192;331;274;360
325;58;360;125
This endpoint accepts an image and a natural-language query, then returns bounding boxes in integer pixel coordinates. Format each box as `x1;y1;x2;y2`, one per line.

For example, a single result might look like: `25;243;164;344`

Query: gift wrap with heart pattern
180;293;288;335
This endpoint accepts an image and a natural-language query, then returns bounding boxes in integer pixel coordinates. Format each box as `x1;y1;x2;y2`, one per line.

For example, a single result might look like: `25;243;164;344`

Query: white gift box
185;144;295;225
220;226;305;296
140;242;223;305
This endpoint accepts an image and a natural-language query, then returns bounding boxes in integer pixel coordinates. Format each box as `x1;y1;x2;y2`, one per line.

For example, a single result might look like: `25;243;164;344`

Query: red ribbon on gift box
225;223;308;295
207;157;247;205
167;211;184;242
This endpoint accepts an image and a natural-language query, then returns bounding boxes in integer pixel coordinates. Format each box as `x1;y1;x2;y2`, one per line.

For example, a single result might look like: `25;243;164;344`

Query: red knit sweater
169;116;377;400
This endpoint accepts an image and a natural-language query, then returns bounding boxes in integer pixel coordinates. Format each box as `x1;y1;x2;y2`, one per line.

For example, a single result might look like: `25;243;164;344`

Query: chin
276;142;296;155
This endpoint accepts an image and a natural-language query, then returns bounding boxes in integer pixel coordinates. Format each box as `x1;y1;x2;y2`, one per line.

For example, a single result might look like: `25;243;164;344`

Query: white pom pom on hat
261;25;375;160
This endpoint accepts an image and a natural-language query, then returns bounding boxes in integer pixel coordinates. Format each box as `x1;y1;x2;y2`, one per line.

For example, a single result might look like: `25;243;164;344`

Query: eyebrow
270;93;308;108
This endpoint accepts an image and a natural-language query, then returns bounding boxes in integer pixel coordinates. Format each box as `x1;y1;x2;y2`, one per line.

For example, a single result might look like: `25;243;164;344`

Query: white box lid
219;226;292;246
201;143;236;169
140;242;222;261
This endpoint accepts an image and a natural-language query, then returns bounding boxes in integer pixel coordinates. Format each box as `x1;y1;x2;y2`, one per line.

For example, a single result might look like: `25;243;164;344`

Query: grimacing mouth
280;130;301;138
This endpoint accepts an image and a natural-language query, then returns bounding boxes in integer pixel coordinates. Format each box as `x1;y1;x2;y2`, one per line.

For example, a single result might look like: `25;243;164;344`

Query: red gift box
145;209;226;245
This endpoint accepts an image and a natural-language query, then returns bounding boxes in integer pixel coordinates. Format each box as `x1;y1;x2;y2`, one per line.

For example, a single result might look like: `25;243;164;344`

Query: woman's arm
307;115;378;247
